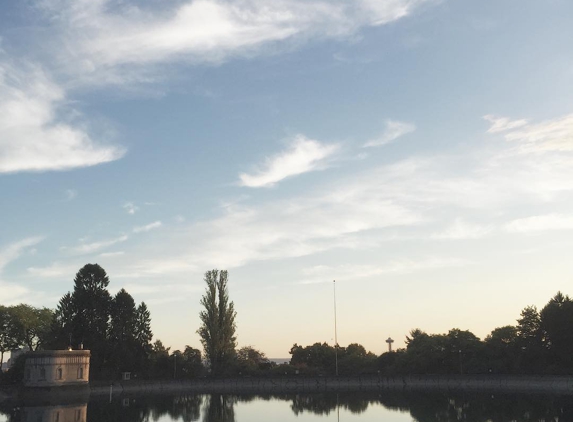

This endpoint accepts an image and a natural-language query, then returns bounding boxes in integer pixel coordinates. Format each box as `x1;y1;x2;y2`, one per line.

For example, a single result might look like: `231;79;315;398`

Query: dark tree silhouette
197;270;237;374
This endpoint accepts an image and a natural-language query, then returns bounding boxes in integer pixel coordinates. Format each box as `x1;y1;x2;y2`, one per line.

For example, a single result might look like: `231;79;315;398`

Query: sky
1;0;573;358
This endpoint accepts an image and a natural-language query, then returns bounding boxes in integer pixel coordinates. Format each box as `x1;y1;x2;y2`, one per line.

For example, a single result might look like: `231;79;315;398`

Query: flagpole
334;279;338;377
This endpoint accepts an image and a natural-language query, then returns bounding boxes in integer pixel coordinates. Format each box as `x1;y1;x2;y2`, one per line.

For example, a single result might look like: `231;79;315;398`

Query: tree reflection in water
1;391;573;422
202;394;235;422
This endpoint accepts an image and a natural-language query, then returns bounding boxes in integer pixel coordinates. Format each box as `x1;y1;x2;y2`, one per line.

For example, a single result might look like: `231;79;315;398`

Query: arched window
57;368;63;380
77;367;84;379
40;367;46;380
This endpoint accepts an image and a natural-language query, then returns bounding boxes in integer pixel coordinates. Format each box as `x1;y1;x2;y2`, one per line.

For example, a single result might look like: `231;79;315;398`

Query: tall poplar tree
197;270;237;374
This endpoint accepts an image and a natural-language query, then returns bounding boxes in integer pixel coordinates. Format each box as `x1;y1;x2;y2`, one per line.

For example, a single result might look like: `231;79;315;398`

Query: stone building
24;350;90;388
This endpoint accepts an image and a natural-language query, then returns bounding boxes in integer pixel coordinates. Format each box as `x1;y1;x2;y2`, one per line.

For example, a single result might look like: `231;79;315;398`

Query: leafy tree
0;306;20;368
289;342;336;374
9;304;53;351
404;329;448;374
515;305;543;373
197;270;237;374
236;346;272;373
484;325;518;373
444;328;483;374
180;346;203;377
149;339;171;377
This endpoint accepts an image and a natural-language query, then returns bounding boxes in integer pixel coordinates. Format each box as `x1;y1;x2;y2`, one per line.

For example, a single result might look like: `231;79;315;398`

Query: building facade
24;350;90;388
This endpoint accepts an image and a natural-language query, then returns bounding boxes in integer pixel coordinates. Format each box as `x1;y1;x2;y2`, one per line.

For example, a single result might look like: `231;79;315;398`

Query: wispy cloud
65;235;129;255
0;61;125;174
0;237;45;271
65;189;78;201
0;237;45;305
99;251;125;258
133;221;163;233
484;115;528;133
123;202;139;215
364;120;416;147
239;135;340;188
36;0;433;86
486;113;573;153
432;219;492;240
505;214;573;233
27;261;77;278
299;258;470;284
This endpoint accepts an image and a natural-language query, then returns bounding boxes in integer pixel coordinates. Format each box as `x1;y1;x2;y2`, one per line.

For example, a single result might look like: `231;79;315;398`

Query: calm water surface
1;391;573;422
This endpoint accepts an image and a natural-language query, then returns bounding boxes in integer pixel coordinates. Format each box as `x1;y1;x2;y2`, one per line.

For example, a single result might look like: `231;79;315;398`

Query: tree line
2;263;573;380
285;292;573;376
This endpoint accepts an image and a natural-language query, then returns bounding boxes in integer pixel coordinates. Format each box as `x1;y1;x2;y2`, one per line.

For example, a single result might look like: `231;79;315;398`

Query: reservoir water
1;391;573;421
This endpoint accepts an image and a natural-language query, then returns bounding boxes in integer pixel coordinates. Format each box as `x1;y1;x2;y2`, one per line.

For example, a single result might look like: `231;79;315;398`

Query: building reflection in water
21;403;87;422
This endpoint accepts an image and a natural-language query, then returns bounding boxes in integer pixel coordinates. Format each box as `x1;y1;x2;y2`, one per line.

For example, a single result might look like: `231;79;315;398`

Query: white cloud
0;237;45;271
65;235;129;255
299;258;469;284
487;113;573;153
505;214;573;233
432;219;492;240
364;120;416;147
99;251;125;257
133;221;163;233
0;237;45;305
27;261;77;278
484;115;527;133
239;135;340;187
34;0;434;86
0;62;125;173
123;202;139;215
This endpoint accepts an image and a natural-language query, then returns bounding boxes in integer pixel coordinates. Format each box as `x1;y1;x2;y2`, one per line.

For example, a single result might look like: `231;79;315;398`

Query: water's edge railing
89;375;573;396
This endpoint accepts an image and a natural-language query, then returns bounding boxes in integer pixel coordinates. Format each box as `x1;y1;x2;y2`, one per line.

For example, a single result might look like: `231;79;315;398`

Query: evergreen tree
134;302;153;373
49;292;75;349
135;302;153;346
540;292;573;372
67;264;112;376
109;289;137;371
197;270;237;374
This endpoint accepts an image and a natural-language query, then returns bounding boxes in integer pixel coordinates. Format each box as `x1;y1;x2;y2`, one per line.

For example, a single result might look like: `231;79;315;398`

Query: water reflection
1;391;573;422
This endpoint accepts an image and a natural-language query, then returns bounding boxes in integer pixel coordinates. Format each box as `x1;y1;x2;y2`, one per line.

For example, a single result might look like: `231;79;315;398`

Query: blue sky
1;0;573;357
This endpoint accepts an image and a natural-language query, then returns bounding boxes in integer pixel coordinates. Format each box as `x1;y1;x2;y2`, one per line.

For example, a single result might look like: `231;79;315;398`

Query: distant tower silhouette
385;337;394;352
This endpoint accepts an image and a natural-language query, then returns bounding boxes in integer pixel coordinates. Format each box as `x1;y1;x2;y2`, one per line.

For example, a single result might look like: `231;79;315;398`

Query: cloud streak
486;113;573;153
0;237;45;305
34;0;435;86
65;235;129;255
505;214;573;233
364;120;416;147
133;221;163;233
239;135;339;187
0;62;125;174
299;258;469;284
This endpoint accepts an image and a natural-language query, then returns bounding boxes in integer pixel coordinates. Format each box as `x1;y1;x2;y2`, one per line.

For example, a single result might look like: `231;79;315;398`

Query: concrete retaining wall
89;375;573;396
